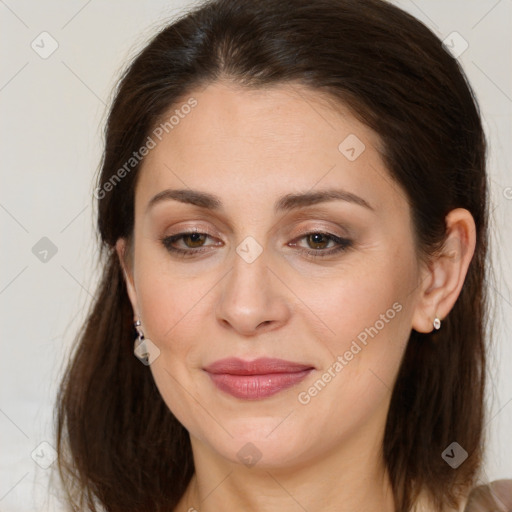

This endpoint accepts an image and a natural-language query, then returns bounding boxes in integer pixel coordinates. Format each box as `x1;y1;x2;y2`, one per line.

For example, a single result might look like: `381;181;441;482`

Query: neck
175;419;395;512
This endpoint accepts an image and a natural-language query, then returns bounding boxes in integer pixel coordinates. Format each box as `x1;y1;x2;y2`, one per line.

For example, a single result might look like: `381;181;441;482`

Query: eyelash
160;230;353;259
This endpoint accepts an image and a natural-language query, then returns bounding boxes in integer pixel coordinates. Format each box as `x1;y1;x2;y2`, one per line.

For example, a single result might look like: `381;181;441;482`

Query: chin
199;422;316;470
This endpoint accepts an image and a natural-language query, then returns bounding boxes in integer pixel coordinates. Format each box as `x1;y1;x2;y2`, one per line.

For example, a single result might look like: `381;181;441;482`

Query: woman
54;0;495;510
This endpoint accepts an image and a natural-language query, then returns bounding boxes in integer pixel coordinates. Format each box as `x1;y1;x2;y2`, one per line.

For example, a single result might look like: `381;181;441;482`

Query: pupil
309;233;327;248
185;233;205;247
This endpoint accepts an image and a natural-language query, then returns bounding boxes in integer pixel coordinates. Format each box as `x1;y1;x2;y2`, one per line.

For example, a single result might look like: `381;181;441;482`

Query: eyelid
161;230;221;248
163;225;220;240
288;231;353;254
289;230;345;246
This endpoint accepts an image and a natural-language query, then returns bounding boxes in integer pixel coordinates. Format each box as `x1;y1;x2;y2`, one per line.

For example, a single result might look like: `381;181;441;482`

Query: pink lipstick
203;357;314;400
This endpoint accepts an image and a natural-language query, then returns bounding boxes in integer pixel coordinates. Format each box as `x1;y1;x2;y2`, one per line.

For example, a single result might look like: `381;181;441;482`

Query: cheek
305;257;412;382
297;279;408;435
133;248;197;350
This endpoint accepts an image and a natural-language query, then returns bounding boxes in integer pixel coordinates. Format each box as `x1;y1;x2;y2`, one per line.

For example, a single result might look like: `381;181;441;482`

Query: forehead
134;81;406;220
158;81;380;154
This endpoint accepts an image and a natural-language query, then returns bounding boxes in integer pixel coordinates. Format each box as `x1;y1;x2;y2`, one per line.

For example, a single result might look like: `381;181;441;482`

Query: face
118;81;427;470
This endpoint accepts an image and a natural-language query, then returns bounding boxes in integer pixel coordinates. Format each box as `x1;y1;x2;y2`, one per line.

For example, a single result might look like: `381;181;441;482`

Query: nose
215;248;291;337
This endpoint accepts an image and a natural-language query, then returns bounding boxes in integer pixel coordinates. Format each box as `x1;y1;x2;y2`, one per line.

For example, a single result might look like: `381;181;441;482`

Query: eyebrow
146;187;374;214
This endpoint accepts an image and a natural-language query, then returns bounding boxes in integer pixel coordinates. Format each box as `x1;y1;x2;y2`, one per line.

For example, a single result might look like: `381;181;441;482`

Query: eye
160;230;353;259
290;231;353;258
160;231;220;257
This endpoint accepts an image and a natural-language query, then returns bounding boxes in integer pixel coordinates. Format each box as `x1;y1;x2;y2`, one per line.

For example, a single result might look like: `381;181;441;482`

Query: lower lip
206;369;313;400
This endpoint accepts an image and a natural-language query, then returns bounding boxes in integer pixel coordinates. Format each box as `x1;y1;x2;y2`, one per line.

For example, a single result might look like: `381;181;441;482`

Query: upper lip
203;357;314;375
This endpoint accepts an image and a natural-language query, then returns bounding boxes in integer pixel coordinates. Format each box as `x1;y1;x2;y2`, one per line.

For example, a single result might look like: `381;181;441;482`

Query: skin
116;81;476;512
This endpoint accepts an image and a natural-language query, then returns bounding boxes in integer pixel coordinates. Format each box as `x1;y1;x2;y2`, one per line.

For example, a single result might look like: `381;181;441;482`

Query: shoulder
462;479;512;511
411;479;512;512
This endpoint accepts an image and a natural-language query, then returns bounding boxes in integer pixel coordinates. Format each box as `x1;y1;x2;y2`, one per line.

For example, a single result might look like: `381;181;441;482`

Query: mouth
203;357;315;400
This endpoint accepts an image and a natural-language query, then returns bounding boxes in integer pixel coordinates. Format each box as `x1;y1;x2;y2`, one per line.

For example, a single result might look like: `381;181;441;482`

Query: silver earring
433;316;441;330
133;319;160;365
134;319;143;340
134;319;151;365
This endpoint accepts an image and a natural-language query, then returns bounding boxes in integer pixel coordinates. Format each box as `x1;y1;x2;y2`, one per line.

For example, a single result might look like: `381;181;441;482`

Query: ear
115;238;139;318
411;208;476;333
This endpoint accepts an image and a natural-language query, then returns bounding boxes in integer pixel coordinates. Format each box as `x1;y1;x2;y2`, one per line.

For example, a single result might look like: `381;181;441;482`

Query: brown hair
54;0;490;511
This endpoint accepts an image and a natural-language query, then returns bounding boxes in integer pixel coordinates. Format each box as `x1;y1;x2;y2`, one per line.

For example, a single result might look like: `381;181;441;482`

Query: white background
1;1;511;510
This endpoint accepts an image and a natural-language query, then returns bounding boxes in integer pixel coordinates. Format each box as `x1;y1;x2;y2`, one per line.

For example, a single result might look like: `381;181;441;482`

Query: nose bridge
224;238;272;309
215;237;290;334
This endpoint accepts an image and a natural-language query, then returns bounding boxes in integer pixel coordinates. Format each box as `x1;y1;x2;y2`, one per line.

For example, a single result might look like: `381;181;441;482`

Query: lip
203;357;314;400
